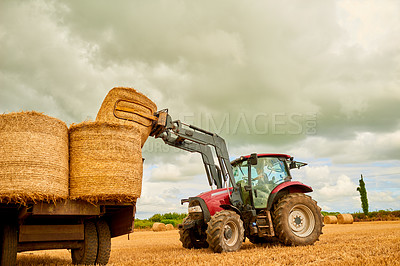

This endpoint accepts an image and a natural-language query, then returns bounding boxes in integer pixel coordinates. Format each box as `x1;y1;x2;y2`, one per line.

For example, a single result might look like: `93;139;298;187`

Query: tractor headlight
188;205;202;213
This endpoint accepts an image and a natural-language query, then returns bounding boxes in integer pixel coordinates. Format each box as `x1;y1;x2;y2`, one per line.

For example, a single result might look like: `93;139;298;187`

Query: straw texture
337;213;354;224
96;87;157;147
324;215;338;224
69;121;142;202
0;111;69;203
152;223;167;232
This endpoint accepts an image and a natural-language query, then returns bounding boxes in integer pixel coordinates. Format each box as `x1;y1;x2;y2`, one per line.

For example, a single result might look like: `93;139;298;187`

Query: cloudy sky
1;0;399;219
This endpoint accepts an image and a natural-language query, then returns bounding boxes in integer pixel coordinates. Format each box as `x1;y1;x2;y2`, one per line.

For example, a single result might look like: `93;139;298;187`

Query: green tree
163;212;180;220
356;174;369;215
149;213;162;222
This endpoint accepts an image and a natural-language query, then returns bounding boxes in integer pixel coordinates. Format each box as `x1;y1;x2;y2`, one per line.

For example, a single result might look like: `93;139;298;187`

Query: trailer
0;199;136;265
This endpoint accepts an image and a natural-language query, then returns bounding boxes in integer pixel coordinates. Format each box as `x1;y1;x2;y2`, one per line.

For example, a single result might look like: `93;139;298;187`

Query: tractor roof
231;153;292;166
242;153;291;159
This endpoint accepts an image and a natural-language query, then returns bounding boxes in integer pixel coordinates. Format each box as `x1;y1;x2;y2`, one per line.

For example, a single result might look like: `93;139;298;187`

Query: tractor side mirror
249;153;258;165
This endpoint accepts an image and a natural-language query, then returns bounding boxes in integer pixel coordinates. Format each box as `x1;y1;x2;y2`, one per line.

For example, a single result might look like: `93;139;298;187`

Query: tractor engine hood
196;188;233;218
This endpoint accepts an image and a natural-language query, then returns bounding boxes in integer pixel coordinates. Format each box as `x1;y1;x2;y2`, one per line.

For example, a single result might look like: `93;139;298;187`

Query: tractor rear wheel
272;193;323;246
179;217;208;249
0;223;18;266
206;210;244;253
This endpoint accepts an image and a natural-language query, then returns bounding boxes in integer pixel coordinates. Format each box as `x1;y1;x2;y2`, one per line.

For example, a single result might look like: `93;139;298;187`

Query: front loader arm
149;110;236;193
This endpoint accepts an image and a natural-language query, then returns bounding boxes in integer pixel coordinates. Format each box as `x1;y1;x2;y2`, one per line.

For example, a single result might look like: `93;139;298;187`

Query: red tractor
178;153;323;252
149;110;324;253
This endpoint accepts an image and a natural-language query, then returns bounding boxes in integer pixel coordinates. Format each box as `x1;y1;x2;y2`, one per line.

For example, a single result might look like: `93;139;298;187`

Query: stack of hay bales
337;213;354;224
0;87;156;205
152;223;167;232
324;216;338;224
0;112;69;203
69;87;156;202
96;87;157;147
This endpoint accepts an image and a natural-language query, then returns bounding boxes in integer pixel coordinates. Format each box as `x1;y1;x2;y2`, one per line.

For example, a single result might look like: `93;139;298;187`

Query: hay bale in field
96;87;157;147
324;215;338;224
337;213;354;224
166;224;174;230
0;111;69;203
152;223;167;232
69;121;143;202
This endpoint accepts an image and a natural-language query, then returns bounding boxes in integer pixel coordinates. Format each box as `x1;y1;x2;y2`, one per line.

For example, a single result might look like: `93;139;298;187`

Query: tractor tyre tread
272;193;323;246
179;227;194;249
206;210;244;253
179;217;208;249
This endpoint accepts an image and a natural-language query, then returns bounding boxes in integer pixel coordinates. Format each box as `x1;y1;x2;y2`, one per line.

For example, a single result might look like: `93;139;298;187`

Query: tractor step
256;211;275;237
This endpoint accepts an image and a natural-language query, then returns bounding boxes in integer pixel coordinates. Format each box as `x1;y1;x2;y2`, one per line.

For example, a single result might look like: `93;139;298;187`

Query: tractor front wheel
273;193;323;246
179;217;208;249
206;210;244;253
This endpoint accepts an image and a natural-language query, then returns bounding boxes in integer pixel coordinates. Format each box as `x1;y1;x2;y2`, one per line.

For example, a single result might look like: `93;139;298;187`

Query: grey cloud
4;0;399;145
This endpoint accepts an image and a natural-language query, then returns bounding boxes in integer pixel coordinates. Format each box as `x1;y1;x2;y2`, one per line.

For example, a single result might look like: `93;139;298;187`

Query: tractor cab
231;154;307;209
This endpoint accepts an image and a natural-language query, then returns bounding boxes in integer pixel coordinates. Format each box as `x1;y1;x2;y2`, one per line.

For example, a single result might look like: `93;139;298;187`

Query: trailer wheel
179;217;208;249
272;193;323;246
0;224;18;266
95;220;111;265
206;210;244;253
71;221;98;265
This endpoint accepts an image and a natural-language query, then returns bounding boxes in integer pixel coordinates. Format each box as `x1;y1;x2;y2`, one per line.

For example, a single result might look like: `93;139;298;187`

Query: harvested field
16;221;400;265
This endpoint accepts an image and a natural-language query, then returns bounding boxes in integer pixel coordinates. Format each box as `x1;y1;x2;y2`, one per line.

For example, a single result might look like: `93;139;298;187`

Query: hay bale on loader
0;111;69;203
324;215;338;224
337;213;354;224
69;121;143;202
152;223;167;232
96;87;157;147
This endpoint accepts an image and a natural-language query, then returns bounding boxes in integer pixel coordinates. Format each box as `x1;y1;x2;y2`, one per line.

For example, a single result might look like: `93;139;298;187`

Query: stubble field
17;221;400;265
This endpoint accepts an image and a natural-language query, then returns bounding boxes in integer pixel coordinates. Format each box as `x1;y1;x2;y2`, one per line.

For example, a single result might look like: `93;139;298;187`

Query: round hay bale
96;87;157;147
0;111;69;203
166;224;174;230
337;213;354;224
152;223;167;232
324;215;338;224
69;121;143;202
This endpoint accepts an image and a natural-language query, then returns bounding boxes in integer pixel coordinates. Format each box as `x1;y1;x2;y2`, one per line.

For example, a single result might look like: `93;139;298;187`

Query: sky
1;0;399;219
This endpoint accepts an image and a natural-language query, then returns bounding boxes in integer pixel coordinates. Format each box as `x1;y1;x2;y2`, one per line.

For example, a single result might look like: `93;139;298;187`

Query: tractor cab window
259;157;289;186
232;157;290;209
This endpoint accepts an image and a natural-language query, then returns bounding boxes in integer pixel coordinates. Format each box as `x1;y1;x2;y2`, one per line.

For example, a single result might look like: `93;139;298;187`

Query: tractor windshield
232;157;290;209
